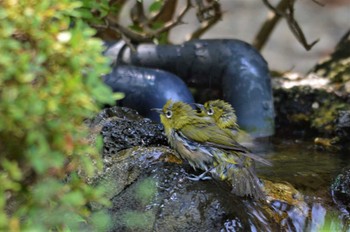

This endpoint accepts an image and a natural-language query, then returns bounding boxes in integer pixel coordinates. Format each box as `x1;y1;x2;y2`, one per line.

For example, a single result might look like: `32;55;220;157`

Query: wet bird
197;99;239;133
153;100;270;199
195;99;267;164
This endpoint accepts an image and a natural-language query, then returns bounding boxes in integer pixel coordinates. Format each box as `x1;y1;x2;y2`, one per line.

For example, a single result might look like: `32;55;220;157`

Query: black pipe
104;39;275;137
103;65;195;121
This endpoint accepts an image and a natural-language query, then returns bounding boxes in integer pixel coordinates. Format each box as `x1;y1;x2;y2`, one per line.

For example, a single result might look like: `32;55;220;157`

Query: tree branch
195;0;221;22
254;0;319;51
149;0;178;23
253;0;290;51
153;0;192;35
189;0;222;40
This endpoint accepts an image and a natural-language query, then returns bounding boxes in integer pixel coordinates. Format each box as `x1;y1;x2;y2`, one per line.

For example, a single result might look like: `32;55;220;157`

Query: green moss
290;113;310;123
311;100;348;133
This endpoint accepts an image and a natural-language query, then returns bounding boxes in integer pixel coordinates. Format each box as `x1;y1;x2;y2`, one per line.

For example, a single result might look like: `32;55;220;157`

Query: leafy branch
89;0;222;45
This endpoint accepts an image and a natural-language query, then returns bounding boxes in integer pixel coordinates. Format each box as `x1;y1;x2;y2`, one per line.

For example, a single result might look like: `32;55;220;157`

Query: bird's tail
213;161;266;200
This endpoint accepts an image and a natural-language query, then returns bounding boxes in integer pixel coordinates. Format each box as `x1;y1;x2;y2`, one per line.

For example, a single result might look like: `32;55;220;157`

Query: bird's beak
151;108;163;114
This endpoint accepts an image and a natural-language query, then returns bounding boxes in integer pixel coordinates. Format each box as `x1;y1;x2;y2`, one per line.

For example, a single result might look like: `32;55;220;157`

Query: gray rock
332;168;350;208
273;82;350;146
335;111;350;143
106;153;280;232
87;106;168;157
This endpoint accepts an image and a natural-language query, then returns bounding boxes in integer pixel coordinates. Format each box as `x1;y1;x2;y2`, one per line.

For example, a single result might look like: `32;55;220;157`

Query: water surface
254;138;350;231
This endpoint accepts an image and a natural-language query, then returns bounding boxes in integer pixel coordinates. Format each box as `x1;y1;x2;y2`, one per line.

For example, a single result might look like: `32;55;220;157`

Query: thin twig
259;0;319;51
149;0;177;23
253;0;290;50
189;1;222;40
130;1;159;35
92;20;143;50
152;0;192;35
311;0;325;7
130;1;148;25
283;0;319;50
92;0;212;45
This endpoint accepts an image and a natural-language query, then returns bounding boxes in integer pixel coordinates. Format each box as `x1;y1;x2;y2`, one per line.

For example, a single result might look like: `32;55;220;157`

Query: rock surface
272;73;350;149
105;147;311;232
334;111;350;144
331;167;350;228
87;106;168;156
87;106;320;231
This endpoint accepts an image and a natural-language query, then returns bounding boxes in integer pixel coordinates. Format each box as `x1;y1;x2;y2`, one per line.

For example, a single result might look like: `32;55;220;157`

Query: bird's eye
165;110;172;118
207;108;214;115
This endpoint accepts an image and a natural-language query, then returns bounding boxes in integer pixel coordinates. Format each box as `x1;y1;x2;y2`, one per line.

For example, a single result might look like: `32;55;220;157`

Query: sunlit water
257;139;349;195
254;138;350;231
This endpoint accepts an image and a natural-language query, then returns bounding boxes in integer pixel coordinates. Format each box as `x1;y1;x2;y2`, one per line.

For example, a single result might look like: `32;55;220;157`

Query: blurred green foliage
134;177;157;205
0;0;118;230
118;210;155;230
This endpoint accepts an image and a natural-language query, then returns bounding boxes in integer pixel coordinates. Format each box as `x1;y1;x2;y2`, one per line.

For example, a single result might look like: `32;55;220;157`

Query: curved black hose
104;39;275;137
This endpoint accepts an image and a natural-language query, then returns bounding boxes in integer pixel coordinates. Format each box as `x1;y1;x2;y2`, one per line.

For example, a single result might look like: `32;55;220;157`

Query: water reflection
254;138;349;231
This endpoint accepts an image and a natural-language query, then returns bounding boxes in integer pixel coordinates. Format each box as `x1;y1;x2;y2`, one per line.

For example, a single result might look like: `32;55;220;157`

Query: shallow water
256;139;349;195
254;138;350;231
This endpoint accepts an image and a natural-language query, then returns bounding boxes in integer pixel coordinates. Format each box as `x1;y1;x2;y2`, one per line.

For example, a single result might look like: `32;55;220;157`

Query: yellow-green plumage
197;100;271;166
157;100;267;199
203;100;238;131
201;100;251;144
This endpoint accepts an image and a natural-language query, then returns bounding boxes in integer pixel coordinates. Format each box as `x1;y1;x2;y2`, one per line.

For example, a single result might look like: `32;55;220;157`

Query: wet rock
89;146;179;204
274;85;338;135
102;146;322;232
86;106;327;231
262;179;309;229
90;144;311;231
335;111;350;143
106;149;278;232
331;168;350;231
273;34;350;146
331;168;350;212
87;106;168;156
273;76;350;148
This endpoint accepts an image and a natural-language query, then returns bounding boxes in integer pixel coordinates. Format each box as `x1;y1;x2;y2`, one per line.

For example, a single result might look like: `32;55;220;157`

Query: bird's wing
179;122;233;145
180;123;272;166
180;123;247;151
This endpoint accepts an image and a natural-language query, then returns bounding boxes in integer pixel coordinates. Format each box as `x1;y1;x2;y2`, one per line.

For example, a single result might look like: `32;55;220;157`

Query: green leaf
62;191;86;206
149;1;162;13
151;21;164;30
113;92;124;101
0;0;112;230
128;24;143;33
2;160;22;181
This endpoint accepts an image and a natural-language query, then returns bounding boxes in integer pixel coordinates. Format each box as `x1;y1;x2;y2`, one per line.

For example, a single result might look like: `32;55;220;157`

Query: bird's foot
186;171;212;181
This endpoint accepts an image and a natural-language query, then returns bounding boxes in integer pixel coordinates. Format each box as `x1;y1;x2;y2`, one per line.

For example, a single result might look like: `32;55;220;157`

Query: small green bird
154;100;269;199
195;99;269;165
201;99;238;132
